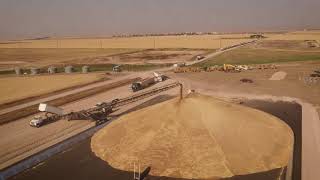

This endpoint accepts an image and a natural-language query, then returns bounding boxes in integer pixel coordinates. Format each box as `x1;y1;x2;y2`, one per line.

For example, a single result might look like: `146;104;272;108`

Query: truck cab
131;82;142;92
29;115;44;128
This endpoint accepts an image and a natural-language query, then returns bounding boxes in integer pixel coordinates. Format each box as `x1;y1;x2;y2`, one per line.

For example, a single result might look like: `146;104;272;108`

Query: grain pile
91;94;293;179
270;71;287;80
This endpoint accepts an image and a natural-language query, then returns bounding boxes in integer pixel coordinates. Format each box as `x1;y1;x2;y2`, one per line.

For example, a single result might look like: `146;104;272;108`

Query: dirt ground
253;40;320;51
9;98;298;180
0;48;137;70
72;49;208;65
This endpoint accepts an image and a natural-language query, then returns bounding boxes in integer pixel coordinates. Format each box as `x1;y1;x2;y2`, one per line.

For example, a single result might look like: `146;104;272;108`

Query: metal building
82;66;90;73
14;67;22;75
65;66;74;73
48;66;57;74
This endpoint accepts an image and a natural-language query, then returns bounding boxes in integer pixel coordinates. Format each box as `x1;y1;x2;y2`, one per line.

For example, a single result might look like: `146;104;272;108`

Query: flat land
79;49;208;65
0;34;251;49
0;73;105;104
0;48;139;69
196;46;320;66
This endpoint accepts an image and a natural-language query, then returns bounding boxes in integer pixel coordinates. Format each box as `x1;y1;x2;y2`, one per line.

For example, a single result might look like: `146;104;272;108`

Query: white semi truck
29;103;64;127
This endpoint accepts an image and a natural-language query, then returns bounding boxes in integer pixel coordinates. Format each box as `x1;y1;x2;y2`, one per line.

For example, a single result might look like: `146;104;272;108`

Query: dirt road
186;40;256;66
0;78;179;170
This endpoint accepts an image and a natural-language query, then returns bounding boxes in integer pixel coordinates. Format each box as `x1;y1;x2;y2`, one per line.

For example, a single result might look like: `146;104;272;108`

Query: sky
0;0;320;40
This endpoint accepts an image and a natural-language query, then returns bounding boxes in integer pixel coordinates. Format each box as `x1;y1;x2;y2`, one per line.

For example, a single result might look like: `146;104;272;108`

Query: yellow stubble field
0;34;251;49
0;73;104;104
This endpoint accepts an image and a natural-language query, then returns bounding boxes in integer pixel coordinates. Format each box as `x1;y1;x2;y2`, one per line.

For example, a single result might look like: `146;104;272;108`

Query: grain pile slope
91;94;293;179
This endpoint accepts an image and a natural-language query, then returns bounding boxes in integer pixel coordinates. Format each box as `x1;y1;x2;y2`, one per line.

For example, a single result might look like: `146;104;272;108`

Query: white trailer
38;103;64;115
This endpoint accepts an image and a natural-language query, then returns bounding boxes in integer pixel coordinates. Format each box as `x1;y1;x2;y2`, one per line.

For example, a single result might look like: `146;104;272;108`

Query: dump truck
29;104;64;128
131;77;156;92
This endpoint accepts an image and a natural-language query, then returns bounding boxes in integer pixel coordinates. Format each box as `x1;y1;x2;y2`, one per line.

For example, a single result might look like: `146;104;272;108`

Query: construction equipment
30;82;183;128
223;64;240;72
174;67;203;73
257;64;277;70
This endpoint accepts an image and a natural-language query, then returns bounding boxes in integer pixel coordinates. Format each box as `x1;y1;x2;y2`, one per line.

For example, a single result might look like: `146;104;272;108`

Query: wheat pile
91;93;293;179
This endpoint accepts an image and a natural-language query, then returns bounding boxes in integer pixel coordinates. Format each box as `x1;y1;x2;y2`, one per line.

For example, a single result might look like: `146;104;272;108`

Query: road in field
186;40;257;66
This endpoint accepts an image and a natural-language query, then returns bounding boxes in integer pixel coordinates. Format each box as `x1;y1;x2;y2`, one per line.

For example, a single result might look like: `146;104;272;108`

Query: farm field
0;73;105;104
267;31;320;41
0;48;139;70
196;46;320;66
253;40;320;51
0;34;252;49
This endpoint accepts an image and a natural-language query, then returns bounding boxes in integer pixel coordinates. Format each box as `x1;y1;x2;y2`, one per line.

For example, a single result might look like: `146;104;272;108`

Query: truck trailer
29;104;64;127
131;77;156;92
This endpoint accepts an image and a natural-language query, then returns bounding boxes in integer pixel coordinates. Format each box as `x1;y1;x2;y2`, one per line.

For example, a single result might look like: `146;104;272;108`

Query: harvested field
253;40;320;51
0;74;106;104
0;48;139;70
196;47;320;66
10;97;298;180
91;94;293;179
267;31;320;41
0;35;251;49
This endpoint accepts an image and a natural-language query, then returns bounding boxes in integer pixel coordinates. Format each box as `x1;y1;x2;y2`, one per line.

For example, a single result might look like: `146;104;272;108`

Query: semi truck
131;77;156;92
29;103;64;127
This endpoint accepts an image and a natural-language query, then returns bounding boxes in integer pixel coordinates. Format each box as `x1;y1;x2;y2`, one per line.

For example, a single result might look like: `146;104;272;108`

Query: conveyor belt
43;82;182;122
